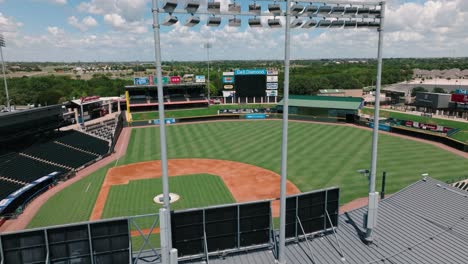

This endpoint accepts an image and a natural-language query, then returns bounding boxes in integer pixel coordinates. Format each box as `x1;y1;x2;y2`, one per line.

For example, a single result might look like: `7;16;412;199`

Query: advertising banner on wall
170;76;181;84
224;85;234;89
267;69;279;75
234;69;267;75
153;76;170;85
266;90;278;96
223;91;236;97
455;89;468;95
451;94;468;103
266;76;278;82
223;76;235;83
223;72;234;76
154;118;176;125
134;77;150;85
195;75;206;83
266;83;278;90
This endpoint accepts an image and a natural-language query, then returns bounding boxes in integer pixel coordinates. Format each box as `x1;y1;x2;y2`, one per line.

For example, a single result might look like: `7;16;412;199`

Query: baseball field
28;120;468;229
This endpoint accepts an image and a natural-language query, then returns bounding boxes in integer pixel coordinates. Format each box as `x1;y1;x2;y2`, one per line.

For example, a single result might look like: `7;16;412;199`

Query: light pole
204;42;212;102
0;33;10;112
153;0;386;261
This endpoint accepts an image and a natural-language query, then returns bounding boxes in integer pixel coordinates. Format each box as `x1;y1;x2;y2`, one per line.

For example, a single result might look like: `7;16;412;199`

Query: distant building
414;92;451;111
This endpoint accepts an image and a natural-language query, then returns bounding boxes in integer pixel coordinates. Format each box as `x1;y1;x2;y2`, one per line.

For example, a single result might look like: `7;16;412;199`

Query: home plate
153;193;180;204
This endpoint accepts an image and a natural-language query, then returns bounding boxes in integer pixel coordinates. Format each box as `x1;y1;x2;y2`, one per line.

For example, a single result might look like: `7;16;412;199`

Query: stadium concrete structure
277;95;364;122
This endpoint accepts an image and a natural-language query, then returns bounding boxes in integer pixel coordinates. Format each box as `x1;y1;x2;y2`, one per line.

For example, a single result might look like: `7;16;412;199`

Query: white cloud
50;0;67;4
103;13;148;34
78;0;148;21
68;16;98;31
47;26;64;36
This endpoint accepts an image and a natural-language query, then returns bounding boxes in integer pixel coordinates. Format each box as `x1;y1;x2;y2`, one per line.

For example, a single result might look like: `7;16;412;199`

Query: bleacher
23;141;97;169
56;130;110;156
86;120;116;141
0;153;66;184
0;180;24;201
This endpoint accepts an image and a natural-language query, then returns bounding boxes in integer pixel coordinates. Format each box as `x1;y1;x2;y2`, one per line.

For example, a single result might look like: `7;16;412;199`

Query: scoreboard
235;74;267;97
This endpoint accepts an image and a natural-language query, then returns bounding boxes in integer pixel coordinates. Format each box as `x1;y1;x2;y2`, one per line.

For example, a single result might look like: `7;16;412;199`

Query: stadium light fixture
185;15;201;27
305;5;318;15
249;3;262;15
152;1;387;262
318;5;332;14
330;20;344;28
207;16;222;26
248;17;262;27
291;3;305;15
185;0;200;14
228;3;241;13
268;18;282;28
162;0;178;13
228;17;241;27
268;3;282;16
0;33;9;112
302;18;317;28
207;1;221;14
345;6;358;14
331;6;345;14
290;18;304;28
162;15;178;26
317;19;332;28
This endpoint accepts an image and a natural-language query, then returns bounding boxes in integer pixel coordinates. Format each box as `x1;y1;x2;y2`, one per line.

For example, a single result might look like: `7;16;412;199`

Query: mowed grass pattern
29;121;468;228
120;121;468;204
28;164;112;229
101;174;235;219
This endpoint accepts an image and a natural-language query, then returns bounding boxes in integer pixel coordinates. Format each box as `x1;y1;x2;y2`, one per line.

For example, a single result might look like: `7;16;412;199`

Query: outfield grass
120;121;468;204
28;164;113;229
131;104;274;121
30;121;468;229
102;174;235;219
450;130;468;143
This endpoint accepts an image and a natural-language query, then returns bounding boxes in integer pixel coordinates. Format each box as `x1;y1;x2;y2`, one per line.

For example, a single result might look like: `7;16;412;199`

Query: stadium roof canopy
183;177;468;263
277;95;363;110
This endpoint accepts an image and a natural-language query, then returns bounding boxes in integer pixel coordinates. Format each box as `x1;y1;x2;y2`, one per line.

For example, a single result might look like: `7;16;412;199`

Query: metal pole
0;46;10;111
366;1;385;243
206;43;211;102
381;171;386;199
278;0;291;262
152;0;172;251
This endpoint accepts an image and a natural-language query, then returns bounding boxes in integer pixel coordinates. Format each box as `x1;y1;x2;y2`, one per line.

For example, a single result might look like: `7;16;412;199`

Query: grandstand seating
23;142;97;169
129;96;148;104
169;95;188;102
0;153;66;183
0;180;24;200
56;130;109;156
86;122;115;141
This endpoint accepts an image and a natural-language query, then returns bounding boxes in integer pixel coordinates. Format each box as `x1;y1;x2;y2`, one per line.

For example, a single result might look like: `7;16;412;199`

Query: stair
19;153;73;171
0;176;27;186
54;141;100;157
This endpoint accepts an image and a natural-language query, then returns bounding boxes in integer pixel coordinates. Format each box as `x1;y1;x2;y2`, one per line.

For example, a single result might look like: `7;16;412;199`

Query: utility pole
204;42;212;102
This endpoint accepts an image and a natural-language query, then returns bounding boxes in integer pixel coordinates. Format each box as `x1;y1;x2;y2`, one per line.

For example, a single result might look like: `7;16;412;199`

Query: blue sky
0;0;467;61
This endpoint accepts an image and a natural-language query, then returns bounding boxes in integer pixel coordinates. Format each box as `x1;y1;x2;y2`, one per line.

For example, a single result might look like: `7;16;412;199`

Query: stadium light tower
0;33;10;112
152;0;386;262
204;42;212;101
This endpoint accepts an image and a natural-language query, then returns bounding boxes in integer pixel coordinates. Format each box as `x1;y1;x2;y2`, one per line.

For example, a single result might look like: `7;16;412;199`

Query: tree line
1;58;467;106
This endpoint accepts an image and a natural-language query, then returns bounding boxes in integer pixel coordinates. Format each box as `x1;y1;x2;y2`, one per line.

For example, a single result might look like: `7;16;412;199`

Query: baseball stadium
1;1;468;264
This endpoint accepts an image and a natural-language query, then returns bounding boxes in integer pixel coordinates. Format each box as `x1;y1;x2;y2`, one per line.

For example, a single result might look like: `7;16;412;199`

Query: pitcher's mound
153;193;180;204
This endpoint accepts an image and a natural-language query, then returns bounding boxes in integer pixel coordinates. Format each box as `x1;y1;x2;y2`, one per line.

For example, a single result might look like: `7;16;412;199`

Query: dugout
277;95;363;122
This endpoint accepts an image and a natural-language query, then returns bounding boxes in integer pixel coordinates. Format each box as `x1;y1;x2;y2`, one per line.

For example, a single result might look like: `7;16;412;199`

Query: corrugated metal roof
277;95;363;110
181;177;468;264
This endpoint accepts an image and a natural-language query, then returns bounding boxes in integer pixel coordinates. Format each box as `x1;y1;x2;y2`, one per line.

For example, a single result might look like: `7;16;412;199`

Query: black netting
239;202;270;247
